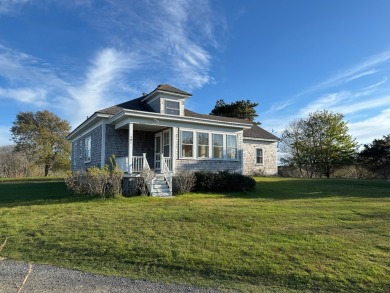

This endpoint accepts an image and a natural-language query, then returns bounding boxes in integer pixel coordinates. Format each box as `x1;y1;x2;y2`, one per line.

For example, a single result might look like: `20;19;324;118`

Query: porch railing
161;153;172;193
116;153;151;174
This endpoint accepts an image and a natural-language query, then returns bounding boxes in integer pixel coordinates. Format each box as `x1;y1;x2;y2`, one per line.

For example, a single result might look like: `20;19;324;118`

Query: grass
0;177;389;292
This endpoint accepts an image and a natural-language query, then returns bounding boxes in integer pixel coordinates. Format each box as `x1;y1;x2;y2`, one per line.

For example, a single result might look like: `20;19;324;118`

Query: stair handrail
161;153;172;193
141;153;154;195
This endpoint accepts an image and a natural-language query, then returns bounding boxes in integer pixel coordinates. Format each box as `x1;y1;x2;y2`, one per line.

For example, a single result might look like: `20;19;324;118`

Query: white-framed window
73;142;77;165
227;135;237;159
197;132;209;158
165;100;180;115
79;140;83;159
212;133;224;159
256;148;263;164
163;130;170;157
84;136;91;162
181;130;193;158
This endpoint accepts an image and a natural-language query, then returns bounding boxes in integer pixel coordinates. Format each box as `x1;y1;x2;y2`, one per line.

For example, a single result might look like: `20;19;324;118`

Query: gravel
0;259;229;293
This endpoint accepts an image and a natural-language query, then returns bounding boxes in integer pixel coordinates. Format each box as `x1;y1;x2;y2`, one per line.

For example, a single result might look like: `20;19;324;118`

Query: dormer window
165;100;180;115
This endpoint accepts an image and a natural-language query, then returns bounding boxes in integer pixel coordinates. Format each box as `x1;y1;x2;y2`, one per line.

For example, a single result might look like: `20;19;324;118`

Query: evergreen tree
210;99;259;122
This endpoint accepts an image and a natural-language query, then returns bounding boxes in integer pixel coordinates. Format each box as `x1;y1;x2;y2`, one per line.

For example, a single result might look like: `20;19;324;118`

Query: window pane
256;149;263;164
198;145;209;158
197;132;209;145
166;100;179;109
227;148;237;159
227;135;237;147
213;146;223;158
182;131;193;144
213;134;223;146
182;145;193;157
166;108;180;115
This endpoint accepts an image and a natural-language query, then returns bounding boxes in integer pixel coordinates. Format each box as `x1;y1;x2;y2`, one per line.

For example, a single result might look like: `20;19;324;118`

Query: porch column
128;123;133;174
172;127;177;175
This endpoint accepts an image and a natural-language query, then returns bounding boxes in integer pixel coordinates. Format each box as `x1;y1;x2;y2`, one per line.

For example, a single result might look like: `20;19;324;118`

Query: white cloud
349;108;390;145
0;87;47;105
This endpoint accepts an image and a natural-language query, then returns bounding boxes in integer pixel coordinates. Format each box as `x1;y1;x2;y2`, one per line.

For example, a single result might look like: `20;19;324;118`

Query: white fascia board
243;137;279;143
109;109;252;130
67;113;111;141
141;90;191;103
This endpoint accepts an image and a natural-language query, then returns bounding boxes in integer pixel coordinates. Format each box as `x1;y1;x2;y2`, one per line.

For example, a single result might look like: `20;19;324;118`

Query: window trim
84;136;92;163
256;148;264;165
226;134;238;160
178;129;239;161
165;99;180;116
197;132;210;159
73;142;78;165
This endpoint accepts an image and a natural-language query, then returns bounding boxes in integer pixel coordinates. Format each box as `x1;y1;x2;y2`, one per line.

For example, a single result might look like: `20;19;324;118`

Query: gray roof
95;85;278;141
154;84;192;96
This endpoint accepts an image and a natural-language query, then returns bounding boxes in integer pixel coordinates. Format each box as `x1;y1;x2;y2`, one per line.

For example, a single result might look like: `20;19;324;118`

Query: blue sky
1;0;390;147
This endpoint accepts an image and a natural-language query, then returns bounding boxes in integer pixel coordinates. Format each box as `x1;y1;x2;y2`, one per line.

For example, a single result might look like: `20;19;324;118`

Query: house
67;84;278;196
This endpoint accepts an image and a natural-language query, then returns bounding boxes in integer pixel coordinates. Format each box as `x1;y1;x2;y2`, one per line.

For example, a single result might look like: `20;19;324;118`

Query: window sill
84;160;91;164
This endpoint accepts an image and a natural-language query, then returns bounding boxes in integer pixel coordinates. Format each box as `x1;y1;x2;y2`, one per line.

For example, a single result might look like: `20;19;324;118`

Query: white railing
116;153;151;174
161;153;172;193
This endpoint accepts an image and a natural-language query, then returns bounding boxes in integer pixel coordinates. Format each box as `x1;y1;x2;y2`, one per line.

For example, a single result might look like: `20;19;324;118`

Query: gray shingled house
67;84;278;196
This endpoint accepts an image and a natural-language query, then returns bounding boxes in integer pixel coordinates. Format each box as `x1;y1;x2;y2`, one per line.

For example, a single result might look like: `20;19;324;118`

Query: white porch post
128;123;133;174
161;153;164;172
142;153;147;169
172;127;177;175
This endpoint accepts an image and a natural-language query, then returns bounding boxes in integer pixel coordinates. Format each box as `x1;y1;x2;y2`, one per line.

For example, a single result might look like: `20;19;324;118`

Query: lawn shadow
0;181;97;207
224;178;390;200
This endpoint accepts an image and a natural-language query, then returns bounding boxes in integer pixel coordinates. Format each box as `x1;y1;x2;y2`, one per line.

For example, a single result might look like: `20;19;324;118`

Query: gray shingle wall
176;159;241;173
243;140;277;175
133;130;155;167
71;125;102;171
105;125;128;164
148;98;160;113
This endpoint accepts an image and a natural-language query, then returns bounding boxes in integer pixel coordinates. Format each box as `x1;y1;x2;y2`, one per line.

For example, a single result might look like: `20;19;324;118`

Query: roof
154;84;192;96
87;84;277;141
243;123;279;141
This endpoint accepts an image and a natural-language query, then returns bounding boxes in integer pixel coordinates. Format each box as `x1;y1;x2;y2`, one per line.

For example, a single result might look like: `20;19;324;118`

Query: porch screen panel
181;131;193;158
227;135;237;159
197;132;209;158
212;134;223;158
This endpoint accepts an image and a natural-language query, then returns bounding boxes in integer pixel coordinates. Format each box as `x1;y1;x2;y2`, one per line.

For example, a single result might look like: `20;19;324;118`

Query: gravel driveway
0;259;227;293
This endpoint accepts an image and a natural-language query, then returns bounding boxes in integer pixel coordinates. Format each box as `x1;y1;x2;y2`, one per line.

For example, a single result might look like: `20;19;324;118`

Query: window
79;140;83;159
197;132;209;158
84;136;91;162
212;134;223;158
165;100;180;115
256;148;263;164
163;131;170;157
181;131;193;158
227;135;237;159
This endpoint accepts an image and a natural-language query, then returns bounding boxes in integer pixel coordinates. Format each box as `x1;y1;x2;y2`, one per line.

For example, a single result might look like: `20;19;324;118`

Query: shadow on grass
224;178;390;200
0;181;96;207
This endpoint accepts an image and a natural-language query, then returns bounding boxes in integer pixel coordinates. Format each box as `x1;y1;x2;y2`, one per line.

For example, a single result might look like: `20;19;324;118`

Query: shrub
65;164;124;198
172;171;196;195
194;171;256;192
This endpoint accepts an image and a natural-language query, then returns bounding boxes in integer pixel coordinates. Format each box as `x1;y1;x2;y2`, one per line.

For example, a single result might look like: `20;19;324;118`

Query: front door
154;133;162;170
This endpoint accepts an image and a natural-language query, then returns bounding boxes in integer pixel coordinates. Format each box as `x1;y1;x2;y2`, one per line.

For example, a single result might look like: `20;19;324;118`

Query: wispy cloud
0;0;30;14
297;49;390;97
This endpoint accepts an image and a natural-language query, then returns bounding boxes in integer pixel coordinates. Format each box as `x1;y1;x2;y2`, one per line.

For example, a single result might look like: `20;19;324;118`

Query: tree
357;134;390;178
280;110;357;178
210;99;259;122
0;145;29;178
11;110;71;176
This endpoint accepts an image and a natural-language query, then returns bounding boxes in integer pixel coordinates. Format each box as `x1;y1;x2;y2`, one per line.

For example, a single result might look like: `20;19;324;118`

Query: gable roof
154;84;192;96
244;123;279;141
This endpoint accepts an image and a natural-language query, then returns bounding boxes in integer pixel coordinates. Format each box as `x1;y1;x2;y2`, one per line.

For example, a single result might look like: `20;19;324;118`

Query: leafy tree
280;110;357;178
11;110;71;176
210;99;259;122
357;134;390;178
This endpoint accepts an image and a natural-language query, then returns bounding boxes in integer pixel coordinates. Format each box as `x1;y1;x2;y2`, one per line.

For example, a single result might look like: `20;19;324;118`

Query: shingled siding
104;125;155;167
72;125;102;171
176;159;241;173
243;139;277;176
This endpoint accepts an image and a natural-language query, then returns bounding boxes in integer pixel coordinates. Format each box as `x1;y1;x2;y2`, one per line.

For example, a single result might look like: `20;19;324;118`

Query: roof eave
67;113;111;140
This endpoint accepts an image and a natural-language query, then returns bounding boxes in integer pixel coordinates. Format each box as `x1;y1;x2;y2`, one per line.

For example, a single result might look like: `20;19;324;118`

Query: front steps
150;174;172;197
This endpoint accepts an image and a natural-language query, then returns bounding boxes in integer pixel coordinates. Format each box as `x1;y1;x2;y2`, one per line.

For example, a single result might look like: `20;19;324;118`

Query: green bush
194;170;256;192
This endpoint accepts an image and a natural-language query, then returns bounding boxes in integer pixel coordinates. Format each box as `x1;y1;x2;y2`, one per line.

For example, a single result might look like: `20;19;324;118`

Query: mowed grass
0;178;389;292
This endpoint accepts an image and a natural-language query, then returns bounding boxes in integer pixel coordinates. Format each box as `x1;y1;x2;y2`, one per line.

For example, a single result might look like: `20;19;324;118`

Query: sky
1;0;390;147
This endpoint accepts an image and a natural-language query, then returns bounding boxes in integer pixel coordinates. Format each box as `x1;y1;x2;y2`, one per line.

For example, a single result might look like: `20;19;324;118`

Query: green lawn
0;178;389;292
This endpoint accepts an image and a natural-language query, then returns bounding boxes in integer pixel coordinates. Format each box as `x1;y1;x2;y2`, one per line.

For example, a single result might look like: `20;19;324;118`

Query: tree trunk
44;164;50;177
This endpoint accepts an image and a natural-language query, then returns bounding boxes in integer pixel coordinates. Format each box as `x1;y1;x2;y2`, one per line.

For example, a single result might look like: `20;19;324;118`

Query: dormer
141;84;192;116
